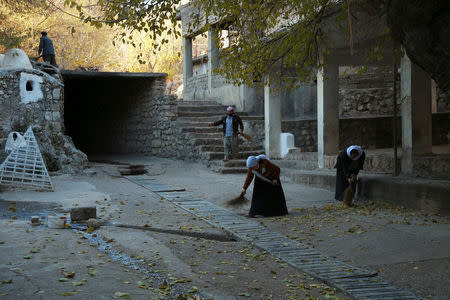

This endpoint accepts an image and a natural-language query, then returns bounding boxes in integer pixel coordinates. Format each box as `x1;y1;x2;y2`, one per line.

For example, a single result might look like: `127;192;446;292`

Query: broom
224;194;249;207
239;132;253;143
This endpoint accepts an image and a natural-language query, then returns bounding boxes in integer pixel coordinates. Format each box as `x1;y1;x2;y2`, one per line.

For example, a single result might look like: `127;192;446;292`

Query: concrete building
177;1;450;179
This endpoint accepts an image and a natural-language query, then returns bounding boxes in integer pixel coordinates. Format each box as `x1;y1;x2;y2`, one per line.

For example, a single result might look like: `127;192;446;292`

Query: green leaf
113;292;131;299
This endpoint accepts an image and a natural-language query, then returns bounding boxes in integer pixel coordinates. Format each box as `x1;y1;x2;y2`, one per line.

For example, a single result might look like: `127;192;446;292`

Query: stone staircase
176;101;264;173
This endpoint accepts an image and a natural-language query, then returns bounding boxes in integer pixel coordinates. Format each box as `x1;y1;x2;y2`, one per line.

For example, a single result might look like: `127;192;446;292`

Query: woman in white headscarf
334;145;365;206
241;155;288;217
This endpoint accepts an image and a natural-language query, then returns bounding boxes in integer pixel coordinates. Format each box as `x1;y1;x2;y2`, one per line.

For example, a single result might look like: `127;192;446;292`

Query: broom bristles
225;195;249;207
240;132;253;143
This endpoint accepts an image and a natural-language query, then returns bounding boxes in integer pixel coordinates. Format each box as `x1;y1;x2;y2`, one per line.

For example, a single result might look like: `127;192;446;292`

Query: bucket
47;215;67;229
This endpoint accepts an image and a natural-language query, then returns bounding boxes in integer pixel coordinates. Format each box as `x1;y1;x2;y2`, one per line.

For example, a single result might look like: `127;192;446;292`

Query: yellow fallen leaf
113;291;130;299
86;227;95;234
87;269;98;276
72;281;84;286
174;277;192;283
63;271;75;278
1;280;12;284
59;292;79;296
59;278;69;282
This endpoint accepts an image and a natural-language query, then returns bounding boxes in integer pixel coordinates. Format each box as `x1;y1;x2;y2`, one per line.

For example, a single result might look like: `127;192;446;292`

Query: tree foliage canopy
55;0;393;88
4;0;446;95
0;0;182;77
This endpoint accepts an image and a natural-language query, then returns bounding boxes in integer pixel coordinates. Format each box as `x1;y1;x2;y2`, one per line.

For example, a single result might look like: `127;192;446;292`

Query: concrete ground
1;155;449;299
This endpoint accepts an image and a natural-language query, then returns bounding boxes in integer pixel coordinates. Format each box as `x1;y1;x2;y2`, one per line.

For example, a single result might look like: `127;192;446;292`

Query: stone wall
338;67;399;117
437;88;450;112
432;113;450;145
0;68;87;173
339;87;398;117
183;74;209;101
280;113;450;152
282;120;317;151
145;96;198;159
243;119;265;146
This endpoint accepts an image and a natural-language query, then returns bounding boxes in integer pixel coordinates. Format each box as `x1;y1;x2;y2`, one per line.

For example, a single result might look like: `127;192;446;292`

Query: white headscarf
346;145;363;160
246;156;258;168
256;154;268;161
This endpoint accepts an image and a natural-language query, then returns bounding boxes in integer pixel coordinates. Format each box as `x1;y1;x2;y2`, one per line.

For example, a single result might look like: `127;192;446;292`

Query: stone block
86;218;102;229
52;111;60;120
70;206;96;222
151;139;162;147
45;111;52;121
52;88;61;100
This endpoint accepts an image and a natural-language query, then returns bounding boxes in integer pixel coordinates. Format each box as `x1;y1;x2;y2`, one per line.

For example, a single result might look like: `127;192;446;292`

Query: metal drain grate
127;177;423;300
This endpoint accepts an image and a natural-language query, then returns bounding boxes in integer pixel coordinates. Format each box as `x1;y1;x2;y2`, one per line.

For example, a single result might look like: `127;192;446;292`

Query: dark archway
61;70;167;156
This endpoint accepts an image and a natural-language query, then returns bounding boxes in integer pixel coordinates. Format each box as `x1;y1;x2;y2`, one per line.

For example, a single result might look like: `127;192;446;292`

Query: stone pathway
126;176;422;300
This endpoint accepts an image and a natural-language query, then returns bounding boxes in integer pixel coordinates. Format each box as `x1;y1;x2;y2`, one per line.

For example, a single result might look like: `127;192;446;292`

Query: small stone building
0;48;87;173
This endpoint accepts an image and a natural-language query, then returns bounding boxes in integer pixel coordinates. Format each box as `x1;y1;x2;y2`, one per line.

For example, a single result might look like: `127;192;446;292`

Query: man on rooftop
38;31;58;68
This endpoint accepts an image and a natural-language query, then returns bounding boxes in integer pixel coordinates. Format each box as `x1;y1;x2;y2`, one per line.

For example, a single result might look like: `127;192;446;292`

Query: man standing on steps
209;106;244;162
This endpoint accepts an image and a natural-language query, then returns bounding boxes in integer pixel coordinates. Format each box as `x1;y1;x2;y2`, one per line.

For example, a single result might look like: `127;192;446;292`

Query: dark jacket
334;150;365;201
213;114;244;136
39;36;55;56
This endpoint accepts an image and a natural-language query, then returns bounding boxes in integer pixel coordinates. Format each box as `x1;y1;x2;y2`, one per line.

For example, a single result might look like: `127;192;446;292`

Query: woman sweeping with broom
240;155;288;217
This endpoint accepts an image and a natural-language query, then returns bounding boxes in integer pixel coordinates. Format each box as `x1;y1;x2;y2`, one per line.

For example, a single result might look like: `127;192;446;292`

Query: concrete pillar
208;28;219;90
400;55;432;174
317;62;339;168
431;80;437;113
182;37;193;88
264;82;282;159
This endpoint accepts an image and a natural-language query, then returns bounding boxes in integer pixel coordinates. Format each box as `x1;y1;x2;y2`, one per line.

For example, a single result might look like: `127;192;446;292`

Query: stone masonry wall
339;67;400;117
183;74;209;101
146;95;198;159
282;120;317;151
437;88;450;112
136;94;201;160
281;113;450;152
0;68;87;173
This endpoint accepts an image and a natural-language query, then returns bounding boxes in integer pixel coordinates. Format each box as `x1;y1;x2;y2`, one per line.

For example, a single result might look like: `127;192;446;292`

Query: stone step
200;145;263;152
285;150;318;161
188;132;223;139
274;159;318;170
194;138;223;146
178;111;249;118
280;168;336;190
178;100;220;106
209;159;246;168
216;167;248;174
204;151;261;160
177;122;211;128
181;127;222;133
177;105;233;112
177;115;262;122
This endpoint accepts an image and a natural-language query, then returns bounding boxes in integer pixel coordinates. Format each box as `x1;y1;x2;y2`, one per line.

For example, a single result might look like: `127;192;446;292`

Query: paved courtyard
0;156;449;299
